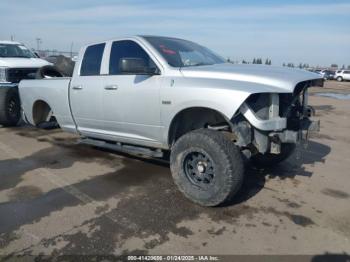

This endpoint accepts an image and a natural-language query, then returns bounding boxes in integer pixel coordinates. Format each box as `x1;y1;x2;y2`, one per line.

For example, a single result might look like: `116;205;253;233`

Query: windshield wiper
189;62;212;67
10;55;31;58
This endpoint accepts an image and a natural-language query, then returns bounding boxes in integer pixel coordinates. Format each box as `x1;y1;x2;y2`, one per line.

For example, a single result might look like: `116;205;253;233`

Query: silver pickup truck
19;35;322;206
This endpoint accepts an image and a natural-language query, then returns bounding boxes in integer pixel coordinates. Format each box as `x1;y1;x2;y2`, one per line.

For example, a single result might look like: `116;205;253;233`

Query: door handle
104;85;118;90
72;85;83;90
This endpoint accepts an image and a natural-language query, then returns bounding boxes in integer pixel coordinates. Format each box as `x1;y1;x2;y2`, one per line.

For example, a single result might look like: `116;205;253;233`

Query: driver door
101;40;163;145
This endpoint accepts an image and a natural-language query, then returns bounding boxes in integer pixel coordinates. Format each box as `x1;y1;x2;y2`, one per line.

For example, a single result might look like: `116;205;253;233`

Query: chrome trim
0;83;18;88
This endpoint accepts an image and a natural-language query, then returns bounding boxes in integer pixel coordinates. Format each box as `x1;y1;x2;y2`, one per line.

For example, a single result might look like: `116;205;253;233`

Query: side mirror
119;58;159;75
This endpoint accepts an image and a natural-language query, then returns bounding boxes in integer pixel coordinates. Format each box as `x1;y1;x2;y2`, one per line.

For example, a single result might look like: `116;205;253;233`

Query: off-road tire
170;129;244;206
251;143;296;167
0;87;21;126
336;76;343;82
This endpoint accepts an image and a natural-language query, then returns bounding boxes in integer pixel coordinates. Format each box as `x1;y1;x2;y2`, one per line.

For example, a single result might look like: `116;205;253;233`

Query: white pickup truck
19;35;322;206
0;41;50;126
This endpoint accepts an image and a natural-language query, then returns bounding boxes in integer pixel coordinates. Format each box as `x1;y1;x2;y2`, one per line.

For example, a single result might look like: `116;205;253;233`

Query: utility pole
70;42;74;58
36;38;42;51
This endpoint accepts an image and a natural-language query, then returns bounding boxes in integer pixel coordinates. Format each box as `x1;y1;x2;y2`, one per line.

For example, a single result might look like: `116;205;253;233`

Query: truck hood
180;63;323;92
0;57;51;68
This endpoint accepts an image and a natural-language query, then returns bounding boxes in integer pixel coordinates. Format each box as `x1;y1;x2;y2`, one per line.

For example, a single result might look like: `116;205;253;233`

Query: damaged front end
232;79;322;157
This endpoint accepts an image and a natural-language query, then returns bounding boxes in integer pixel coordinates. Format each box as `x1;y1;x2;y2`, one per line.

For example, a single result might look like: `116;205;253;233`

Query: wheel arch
167;106;234;147
32;99;53;125
337;76;343;81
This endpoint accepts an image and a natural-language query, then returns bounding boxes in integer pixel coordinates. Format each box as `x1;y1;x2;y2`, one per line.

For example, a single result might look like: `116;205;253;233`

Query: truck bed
19;78;77;133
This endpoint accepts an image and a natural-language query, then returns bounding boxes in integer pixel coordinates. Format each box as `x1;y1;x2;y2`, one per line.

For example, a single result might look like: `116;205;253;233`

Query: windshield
143;36;225;67
0;44;36;58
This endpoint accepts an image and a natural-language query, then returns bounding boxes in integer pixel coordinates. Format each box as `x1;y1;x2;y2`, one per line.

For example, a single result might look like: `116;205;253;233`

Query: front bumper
0;83;18;88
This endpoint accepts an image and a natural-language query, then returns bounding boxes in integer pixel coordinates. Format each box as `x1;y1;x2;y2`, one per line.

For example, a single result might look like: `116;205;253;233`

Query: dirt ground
0;81;350;259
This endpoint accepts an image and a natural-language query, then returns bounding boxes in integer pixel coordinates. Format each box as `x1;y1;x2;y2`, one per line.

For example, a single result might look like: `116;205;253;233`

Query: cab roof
0;40;22;45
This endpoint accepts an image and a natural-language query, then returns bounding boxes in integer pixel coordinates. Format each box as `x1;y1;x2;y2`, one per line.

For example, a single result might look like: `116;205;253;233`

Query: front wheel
0;87;21;127
170;129;244;206
251;143;296;167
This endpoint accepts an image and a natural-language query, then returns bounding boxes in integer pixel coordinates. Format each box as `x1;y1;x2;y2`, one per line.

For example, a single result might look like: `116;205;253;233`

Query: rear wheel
251;143;296;167
36;117;59;130
170;129;244;206
35;109;59;130
0;87;21;126
336;76;343;82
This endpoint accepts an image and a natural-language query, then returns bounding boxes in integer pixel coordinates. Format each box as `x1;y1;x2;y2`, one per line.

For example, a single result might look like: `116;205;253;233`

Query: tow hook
270;134;281;154
305;105;316;117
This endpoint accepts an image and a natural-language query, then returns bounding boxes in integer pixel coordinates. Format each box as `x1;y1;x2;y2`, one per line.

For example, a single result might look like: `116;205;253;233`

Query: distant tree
331;64;338;68
256;58;262;64
227;58;232;63
298;63;303;69
264;58;271;65
252;58;256;64
282;63;286;67
348;65;350;69
242;59;247;64
287;63;294;68
341;64;345;69
303;63;309;68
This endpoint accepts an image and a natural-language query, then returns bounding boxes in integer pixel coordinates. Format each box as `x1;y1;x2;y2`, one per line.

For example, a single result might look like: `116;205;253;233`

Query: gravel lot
0;81;350;259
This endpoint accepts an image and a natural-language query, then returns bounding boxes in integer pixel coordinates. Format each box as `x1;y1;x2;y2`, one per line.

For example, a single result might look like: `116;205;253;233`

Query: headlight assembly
0;67;9;83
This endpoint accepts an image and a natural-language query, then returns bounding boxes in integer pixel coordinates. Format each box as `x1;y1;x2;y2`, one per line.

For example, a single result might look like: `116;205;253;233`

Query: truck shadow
230;140;331;205
312;253;350;262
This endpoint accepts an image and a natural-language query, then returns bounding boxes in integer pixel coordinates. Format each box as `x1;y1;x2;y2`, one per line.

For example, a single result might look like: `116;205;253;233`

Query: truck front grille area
7;68;38;83
245;79;321;123
245;91;305;131
279;93;302;131
245;93;271;120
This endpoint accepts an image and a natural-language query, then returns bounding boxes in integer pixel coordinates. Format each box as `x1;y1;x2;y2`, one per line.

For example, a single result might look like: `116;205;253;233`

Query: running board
78;138;163;158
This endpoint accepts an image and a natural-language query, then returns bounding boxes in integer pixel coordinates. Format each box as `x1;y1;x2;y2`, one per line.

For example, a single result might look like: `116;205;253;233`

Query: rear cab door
70;42;107;136
343;70;350;80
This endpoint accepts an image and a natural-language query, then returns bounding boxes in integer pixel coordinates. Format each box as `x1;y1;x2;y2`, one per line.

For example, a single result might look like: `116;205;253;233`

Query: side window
344;71;350;74
109;40;156;75
80;43;105;76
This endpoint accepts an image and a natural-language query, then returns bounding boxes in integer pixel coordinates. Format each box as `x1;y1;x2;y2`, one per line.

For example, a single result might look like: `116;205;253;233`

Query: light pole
36;38;42;51
70;42;74;58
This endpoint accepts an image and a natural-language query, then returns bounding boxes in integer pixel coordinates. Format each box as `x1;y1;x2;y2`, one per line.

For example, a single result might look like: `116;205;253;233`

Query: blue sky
0;0;349;66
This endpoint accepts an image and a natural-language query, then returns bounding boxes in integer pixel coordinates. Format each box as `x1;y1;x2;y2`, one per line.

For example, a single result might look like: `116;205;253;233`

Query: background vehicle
322;70;335;80
41;55;75;78
19;36;322;206
314;69;322;75
334;70;350;82
0;40;50;126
